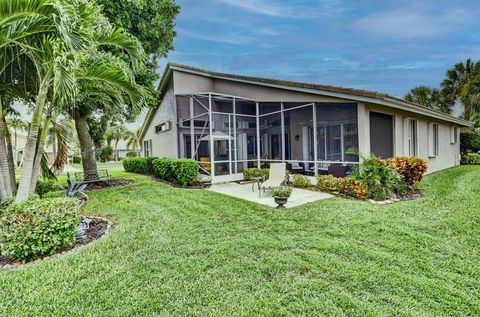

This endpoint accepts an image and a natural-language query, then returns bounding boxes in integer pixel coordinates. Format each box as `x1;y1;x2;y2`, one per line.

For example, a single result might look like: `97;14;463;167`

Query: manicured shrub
126;151;138;158
152;158;199;186
99;146;113;162
460;131;480;154
292;174;311;188
243;168;269;181
72;156;82;164
337;177;369;199
152;158;175;182
123;157;156;174
316;175;339;192
171;159;200;186
352;155;404;201
0;197;80;261
461;153;480;165
35;180;62;198
386;157;428;186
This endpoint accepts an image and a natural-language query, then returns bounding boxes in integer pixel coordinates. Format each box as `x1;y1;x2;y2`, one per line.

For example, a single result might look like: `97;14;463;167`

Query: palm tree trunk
0;100;13;198
16;83;48;202
3;116;17;193
30;115;52;194
14;128;18;166
74;110;98;181
115;140;119;161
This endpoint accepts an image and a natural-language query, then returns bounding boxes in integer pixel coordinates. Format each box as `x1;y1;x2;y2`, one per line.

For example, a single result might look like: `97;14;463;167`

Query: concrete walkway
207;182;333;208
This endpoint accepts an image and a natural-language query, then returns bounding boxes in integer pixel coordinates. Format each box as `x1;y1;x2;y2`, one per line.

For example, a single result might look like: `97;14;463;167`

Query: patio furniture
74;169;111;184
328;164;353;177
289;162;304;174
200;157;211;173
260;163;287;196
251;176;263;197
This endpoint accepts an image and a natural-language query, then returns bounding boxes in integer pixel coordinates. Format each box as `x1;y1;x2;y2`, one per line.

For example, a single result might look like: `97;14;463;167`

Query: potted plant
272;187;292;209
201;175;212;188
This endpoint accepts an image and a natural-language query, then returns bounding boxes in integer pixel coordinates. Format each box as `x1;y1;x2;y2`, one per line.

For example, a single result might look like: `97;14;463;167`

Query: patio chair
261;163;287;196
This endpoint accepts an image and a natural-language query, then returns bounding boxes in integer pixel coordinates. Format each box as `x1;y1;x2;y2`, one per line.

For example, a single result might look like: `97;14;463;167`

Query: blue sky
162;0;480;98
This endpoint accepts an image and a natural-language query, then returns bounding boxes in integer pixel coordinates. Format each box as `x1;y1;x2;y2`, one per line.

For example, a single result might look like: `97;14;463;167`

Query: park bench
74;169;111;184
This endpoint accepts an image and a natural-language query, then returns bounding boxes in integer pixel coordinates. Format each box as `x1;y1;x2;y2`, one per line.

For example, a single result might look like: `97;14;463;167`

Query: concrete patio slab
207;182;333;208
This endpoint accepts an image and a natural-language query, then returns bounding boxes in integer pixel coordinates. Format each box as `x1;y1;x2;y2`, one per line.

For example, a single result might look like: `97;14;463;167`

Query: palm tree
7;117;28;166
441;59;480;121
126;128;142;154
404;86;452;113
0;0;145;201
106;125;129;161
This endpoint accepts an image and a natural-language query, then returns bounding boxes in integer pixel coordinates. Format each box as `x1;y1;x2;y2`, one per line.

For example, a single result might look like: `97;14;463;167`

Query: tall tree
0;0;144;201
106;125;129;161
404;86;452;113
126;128;142;153
441;58;480;121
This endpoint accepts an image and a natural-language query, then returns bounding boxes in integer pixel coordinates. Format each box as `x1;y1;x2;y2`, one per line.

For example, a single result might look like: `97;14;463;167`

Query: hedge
149;158;199;186
0;197;80;261
243;168;269;181
123;157;156;174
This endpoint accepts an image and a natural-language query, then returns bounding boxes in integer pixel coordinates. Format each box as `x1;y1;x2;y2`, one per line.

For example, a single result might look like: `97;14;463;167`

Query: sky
161;0;480;98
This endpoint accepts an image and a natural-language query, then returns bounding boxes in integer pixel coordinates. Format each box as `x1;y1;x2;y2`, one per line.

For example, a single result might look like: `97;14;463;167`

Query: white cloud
179;29;253;45
215;0;341;18
355;8;470;39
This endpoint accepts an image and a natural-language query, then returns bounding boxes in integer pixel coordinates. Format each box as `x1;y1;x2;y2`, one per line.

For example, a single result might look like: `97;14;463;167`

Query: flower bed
293;156;427;202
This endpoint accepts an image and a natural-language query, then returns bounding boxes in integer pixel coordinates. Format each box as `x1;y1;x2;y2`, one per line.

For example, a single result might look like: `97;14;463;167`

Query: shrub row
123;157;156;174
243;168;269;181
461;153;480;165
316;175;369;199
0;197;80;261
152;158;199;186
123;157;200;186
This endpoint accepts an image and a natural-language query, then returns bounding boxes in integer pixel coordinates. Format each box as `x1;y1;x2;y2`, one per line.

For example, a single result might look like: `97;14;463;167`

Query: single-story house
140;63;472;183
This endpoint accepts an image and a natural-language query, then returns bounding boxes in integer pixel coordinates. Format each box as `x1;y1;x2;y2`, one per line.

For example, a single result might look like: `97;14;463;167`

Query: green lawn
1;167;479;316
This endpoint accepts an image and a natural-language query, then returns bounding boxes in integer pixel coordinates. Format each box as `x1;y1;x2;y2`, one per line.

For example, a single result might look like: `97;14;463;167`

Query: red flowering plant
337;176;369;199
385;157;427;186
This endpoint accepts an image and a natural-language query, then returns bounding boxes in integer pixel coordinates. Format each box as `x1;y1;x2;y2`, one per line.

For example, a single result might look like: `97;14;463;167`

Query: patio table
251;177;262;198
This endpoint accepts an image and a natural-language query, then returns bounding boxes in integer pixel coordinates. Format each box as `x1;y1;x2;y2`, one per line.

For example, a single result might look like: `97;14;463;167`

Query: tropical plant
441;59;480;121
351;155;405;201
126;128;142;153
404;86;451;113
6;117;28;167
316;175;339;192
106;125;130;161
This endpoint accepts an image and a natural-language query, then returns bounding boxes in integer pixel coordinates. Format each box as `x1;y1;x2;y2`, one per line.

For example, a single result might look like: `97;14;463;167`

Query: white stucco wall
142;80;178;158
360;103;461;173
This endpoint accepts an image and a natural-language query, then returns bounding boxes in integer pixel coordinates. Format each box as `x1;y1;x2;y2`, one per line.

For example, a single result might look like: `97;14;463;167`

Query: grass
1;166;479;316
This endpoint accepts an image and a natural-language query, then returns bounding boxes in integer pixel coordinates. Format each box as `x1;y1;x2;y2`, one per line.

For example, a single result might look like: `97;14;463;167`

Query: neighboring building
13;132;55;166
140;63;471;183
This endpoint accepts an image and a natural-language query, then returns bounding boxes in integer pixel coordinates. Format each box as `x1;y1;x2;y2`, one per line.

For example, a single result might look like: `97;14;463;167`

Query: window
155;121;171;134
143;140;151;157
407;119;418;156
429;123;439;157
450;126;458;144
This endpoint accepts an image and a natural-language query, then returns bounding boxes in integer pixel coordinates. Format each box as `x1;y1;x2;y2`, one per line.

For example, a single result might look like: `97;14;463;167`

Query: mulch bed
150;177;206;189
1;216;112;270
85;179;133;190
396;189;423;201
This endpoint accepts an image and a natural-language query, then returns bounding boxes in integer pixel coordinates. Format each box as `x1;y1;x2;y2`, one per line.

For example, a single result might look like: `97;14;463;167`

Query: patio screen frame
176;92;359;179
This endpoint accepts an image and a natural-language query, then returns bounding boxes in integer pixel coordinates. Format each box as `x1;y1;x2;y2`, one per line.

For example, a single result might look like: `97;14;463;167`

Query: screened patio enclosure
176;92;359;181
